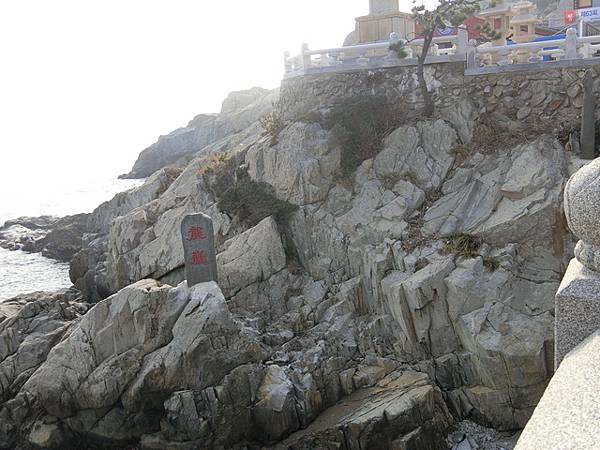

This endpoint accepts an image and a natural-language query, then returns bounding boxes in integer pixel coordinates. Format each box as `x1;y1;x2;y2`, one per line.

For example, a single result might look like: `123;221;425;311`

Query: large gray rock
216;87;279;139
69;167;183;301
277;371;452;450
0;281;267;447
124;87;278;179
247;122;340;206
0;214;88;262
124;115;217;179
423;136;567;244
373;120;457;192
218;216;287;298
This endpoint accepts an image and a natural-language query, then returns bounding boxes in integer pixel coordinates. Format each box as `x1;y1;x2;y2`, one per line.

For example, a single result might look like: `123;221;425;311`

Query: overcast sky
1;0;394;184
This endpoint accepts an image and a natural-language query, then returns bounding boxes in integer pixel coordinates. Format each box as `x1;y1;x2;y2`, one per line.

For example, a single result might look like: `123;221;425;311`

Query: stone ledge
516;329;600;450
465;57;600;76
555;258;600;367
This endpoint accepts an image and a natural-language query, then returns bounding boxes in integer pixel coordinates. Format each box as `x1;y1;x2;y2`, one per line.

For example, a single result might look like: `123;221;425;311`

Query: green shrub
259;110;285;140
389;42;408;59
218;169;298;228
326;95;404;179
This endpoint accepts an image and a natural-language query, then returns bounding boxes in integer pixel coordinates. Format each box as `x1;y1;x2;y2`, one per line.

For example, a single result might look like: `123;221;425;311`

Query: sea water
0;175;143;301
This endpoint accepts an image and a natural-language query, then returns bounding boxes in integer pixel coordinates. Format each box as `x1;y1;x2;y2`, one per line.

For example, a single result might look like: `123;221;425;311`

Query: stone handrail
466;28;600;74
284;29;468;78
285;27;600;78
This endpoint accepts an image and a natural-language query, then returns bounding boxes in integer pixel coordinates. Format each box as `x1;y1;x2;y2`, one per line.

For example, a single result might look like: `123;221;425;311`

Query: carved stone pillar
555;158;600;367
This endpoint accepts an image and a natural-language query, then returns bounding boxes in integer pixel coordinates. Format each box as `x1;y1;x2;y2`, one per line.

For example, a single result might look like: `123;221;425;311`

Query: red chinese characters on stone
188;227;208;241
191;250;208;266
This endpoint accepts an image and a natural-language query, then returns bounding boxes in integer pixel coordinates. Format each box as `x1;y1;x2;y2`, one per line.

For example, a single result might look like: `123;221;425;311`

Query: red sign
565;10;577;24
191;250;208;266
188;226;207;241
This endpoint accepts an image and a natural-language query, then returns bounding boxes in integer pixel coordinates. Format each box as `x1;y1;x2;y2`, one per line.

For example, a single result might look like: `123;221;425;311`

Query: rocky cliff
121;87;278;179
0;65;591;449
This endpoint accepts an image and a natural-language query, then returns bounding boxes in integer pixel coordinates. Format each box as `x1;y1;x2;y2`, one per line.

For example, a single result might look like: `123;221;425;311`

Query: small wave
0;248;72;301
0;177;144;301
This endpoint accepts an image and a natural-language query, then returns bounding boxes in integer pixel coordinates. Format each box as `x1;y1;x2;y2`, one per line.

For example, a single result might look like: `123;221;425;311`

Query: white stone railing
285;27;600;78
466;28;600;74
284;29;469;78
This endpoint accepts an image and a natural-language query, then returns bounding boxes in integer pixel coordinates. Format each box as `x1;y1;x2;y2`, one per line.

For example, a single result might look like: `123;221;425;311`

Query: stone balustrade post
386;32;401;62
284;51;292;73
456;27;468;58
565;27;578;60
555;157;600;367
301;43;311;71
466;39;477;70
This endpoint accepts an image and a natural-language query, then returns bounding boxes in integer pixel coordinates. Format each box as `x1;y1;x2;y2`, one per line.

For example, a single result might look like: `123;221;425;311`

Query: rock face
0;214;88;262
1;67;585;448
0;289;88;448
123;87;278;179
0;281;452;449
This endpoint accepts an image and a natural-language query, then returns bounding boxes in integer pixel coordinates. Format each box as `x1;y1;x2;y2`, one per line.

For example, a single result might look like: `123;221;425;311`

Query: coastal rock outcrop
0;280;453;449
0;289;87;444
123;87;278;179
1;66;585;448
65;110;572;437
0;214;88;262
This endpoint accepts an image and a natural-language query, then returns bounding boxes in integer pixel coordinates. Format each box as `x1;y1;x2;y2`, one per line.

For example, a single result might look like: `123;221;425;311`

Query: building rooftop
477;4;513;16
511;13;540;24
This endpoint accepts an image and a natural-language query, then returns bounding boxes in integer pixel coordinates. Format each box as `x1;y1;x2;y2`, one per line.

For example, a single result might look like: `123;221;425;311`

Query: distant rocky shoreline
0;214;87;262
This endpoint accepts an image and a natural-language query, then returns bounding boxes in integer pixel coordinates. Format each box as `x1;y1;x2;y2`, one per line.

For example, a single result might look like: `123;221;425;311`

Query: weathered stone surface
218;217;287;297
247;122;340;205
69;167;183;301
516;330;600;450
564;157;600;271
0;281;268;447
2;66;588;449
124;87;278;179
277;371;452;450
123;114;217;179
373;120;457;192
580;70;595;160
555;258;600;367
0;214;88;262
423;136;566;244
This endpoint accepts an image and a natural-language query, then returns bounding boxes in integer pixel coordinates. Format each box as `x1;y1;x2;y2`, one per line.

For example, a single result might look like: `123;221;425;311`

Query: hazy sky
2;0;401;184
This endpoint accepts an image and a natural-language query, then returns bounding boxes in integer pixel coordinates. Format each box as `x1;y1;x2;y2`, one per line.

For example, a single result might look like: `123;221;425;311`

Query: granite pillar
556;157;600;367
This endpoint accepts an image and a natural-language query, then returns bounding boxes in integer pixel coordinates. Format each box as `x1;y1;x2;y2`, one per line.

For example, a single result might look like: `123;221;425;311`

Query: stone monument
370;0;399;15
349;0;414;44
181;213;218;287
555;157;600;366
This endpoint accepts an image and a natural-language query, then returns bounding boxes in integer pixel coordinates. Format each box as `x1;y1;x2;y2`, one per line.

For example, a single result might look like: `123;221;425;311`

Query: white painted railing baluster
301;43;311;70
467;39;478;70
566;28;578;60
284;51;292;74
456;28;468;58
